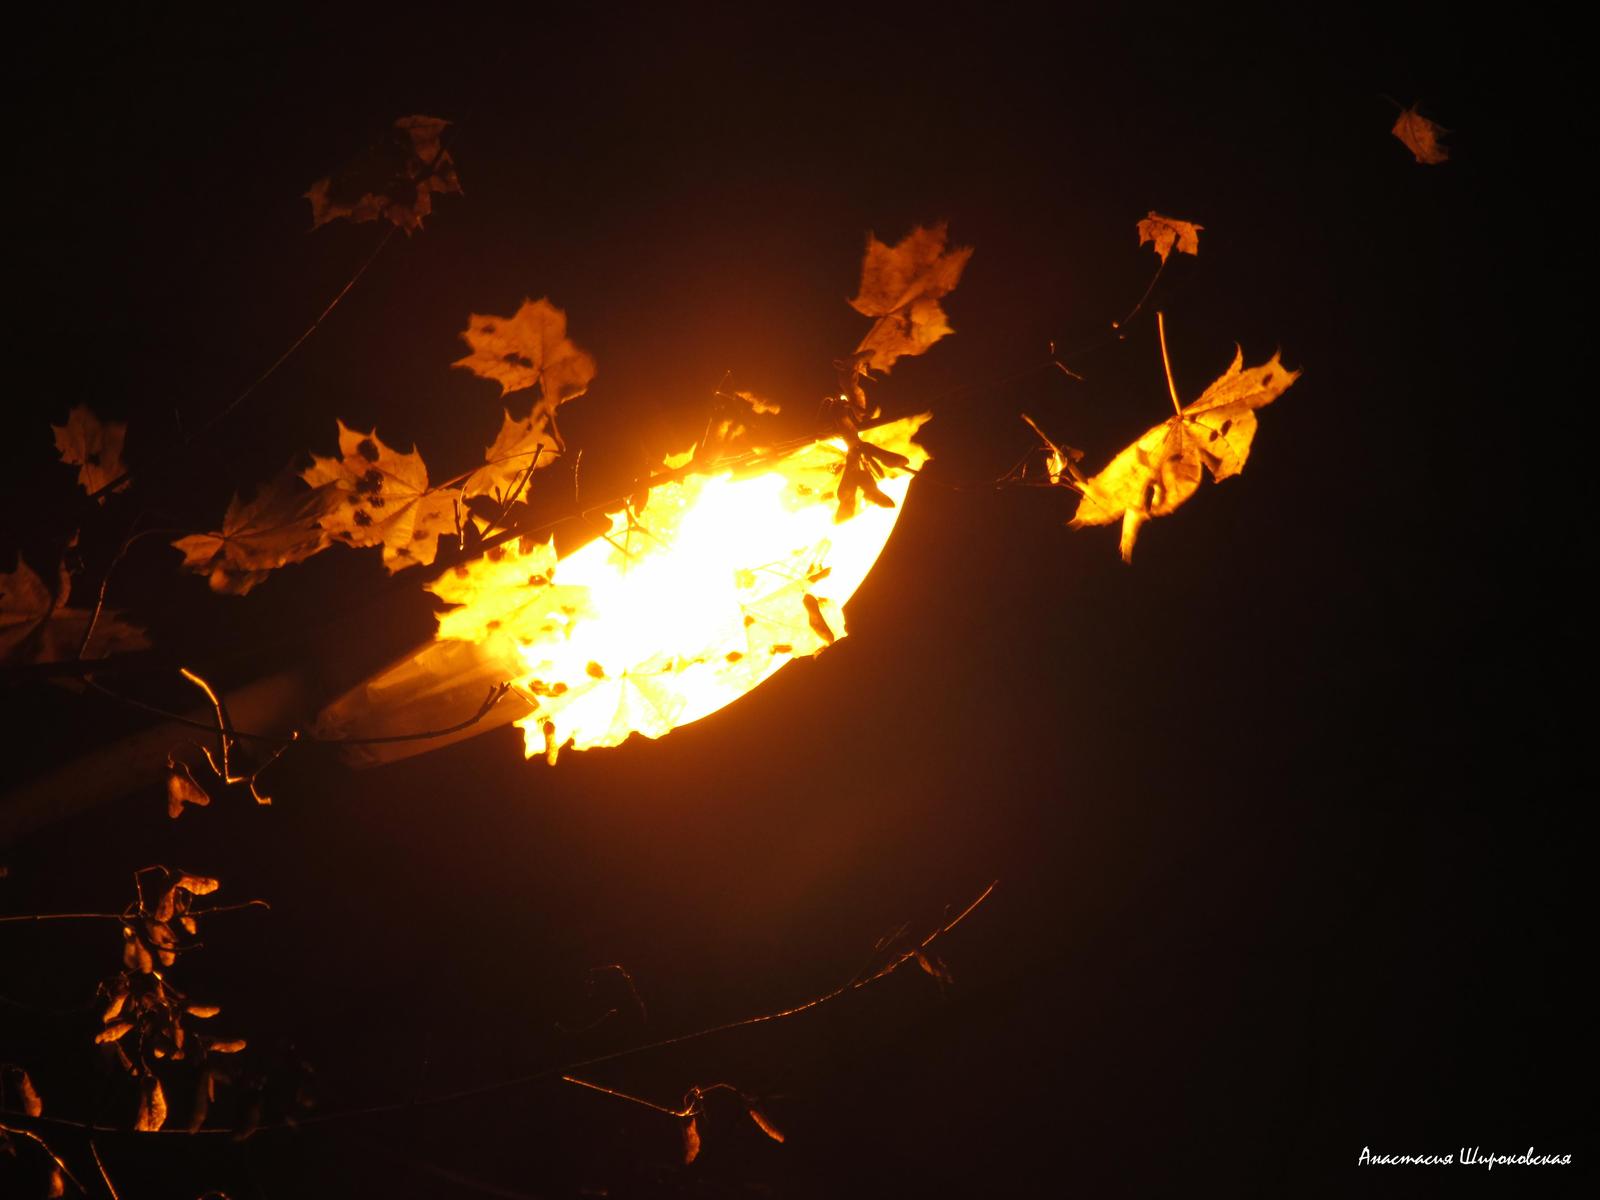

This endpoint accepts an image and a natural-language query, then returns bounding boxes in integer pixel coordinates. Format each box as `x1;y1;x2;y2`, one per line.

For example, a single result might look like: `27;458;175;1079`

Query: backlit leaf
1137;211;1202;263
172;471;336;595
165;758;211;819
454;297;597;411
1392;104;1448;164
850;224;973;372
51;405;127;498
301;422;454;572
14;1068;42;1117
464;408;561;507
682;1117;701;1165
136;1075;168;1132
1071;348;1299;561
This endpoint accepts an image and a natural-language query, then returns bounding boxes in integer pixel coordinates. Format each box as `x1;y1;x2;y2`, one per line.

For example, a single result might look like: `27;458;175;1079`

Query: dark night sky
2;7;1586;1199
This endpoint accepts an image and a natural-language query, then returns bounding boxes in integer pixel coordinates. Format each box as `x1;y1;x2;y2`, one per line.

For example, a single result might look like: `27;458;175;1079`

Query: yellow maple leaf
51;405;127;498
453;297;597;416
1137;212;1203;263
1392;104;1448;164
301;422;455;572
464;408;560;505
172;471;336;595
850;223;973;372
1071;341;1299;561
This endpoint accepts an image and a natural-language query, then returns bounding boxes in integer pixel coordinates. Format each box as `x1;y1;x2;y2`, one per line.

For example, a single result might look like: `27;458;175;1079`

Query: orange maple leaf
51;405;127;499
464;408;561;506
453;297;597;420
172;471;336;595
1137;212;1203;263
301;422;455;572
1392;104;1448;164
1071;336;1299;561
850;223;973;372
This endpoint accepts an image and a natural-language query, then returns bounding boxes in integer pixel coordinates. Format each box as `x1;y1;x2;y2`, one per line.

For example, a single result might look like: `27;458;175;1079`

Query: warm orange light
317;416;929;764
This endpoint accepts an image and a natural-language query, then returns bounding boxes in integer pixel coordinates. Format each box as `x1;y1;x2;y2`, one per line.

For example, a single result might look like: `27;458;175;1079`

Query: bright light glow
428;415;928;762
313;416;928;765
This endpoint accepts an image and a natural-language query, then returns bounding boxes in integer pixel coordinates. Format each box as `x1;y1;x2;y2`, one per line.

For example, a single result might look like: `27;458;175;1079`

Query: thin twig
89;1138;121;1200
0;1121;86;1194
85;230;398;502
76;676;511;752
0;900;269;925
1;882;998;1138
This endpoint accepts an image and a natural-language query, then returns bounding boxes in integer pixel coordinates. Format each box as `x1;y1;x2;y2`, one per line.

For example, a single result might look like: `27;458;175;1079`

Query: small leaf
96;1020;135;1044
682;1116;701;1165
174;873;220;897
301;422;454;572
453;297;597;409
1392;104;1448;165
165;758;211;820
185;1004;221;1019
207;1039;247;1054
52;405;128;498
1137;211;1202;264
748;1106;785;1143
850;223;973;372
14;1067;43;1117
136;1075;168;1132
48;1166;65;1198
914;950;954;986
172;471;336;595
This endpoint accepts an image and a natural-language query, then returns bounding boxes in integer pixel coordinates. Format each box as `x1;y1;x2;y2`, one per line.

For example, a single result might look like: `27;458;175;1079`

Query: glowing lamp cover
316;415;930;764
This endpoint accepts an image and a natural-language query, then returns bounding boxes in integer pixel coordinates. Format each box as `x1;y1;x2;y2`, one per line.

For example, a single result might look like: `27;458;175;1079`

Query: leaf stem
1157;310;1183;416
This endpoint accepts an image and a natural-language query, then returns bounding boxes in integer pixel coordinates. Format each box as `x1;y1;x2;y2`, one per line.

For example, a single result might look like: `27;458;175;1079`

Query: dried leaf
1137;211;1203;263
13;1068;43;1117
48;1166;65;1197
172;471;336;595
173;873;220;897
682;1116;701;1165
748;1107;785;1143
207;1039;247;1054
51;405;127;498
454;297;597;410
185;1005;221;1019
850;223;973;372
96;1020;134;1044
122;932;153;974
1392;104;1448;164
301;422;454;572
0;559;148;664
305;115;462;234
102;986;127;1024
136;1075;168;1132
914;950;954;986
165;758;211;819
1071;348;1299;561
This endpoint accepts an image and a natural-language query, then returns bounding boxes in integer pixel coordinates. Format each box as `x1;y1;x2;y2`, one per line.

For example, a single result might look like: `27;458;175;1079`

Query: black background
2;6;1586;1198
